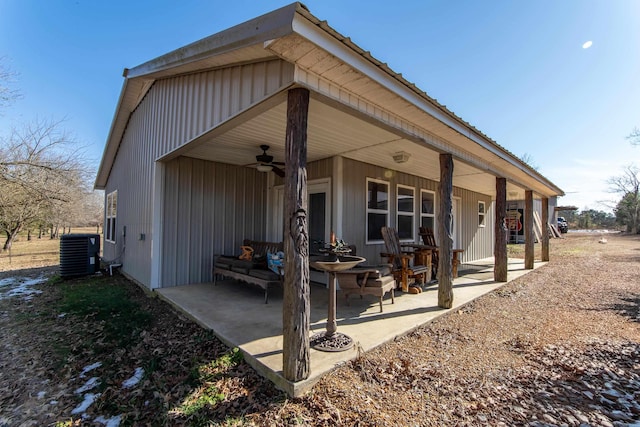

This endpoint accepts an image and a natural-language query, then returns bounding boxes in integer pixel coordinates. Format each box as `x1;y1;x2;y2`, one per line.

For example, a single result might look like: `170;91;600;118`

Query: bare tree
520;153;539;171
0;57;21;113
607;164;640;234
0;119;91;250
84;191;105;233
627;127;640;146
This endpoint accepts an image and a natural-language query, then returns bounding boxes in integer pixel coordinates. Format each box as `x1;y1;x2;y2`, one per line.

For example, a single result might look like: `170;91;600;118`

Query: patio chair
335;265;396;312
380;226;430;293
419;227;464;278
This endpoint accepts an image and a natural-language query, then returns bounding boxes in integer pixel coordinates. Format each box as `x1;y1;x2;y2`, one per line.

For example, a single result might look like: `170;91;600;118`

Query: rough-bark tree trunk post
282;87;311;382
524;190;535;269
494;177;508;281
541;197;550;262
438;153;454;309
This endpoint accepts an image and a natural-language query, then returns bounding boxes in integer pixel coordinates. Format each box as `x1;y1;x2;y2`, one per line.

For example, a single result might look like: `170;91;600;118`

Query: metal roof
95;2;563;198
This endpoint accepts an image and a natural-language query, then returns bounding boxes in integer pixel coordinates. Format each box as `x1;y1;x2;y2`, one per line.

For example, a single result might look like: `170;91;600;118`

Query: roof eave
96;1;563;198
287;7;564;197
94;76;130;190
126;3;302;80
94;2;306;189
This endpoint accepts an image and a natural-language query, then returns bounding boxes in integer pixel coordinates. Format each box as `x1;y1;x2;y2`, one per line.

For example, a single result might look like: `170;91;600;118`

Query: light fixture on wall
256;164;273;173
392;151;411;164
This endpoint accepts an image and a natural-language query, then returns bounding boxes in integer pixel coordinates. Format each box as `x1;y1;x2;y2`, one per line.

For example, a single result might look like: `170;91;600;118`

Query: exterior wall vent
60;234;101;278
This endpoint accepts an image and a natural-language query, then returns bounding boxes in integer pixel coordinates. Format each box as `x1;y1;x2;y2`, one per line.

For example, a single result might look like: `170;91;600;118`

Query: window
420;190;436;231
366;178;389;242
106;191;117;243
478;201;486;227
397;185;415;241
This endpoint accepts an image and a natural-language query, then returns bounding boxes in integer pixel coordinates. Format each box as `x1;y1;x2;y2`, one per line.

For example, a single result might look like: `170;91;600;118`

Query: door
308;191;327;254
271;179;331;248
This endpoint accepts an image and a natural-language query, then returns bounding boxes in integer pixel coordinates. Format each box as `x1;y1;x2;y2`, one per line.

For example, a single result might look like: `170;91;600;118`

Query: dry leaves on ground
0;233;639;426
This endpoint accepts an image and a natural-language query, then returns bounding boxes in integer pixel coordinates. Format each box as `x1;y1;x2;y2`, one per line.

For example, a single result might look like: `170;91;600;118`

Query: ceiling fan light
256;164;273;173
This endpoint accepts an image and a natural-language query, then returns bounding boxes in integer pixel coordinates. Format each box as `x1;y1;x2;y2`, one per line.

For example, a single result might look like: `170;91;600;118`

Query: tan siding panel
102;59;292;288
453;187;494;263
161;158;267;287
338;158;494;266
307;158;333;180
149;59;293;159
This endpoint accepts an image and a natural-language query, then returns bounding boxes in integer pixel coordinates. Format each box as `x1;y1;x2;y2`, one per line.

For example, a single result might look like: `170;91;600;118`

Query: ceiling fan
246;145;285;177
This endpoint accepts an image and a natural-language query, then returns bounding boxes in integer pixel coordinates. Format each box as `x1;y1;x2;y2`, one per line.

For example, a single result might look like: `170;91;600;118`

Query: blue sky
1;0;638;212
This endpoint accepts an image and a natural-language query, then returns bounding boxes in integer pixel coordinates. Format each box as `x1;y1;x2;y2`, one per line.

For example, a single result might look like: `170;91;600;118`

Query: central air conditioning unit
60;234;101;278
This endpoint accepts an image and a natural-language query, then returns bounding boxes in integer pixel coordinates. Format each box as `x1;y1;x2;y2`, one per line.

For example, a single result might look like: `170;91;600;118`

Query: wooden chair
419;227;464;278
335;265;396;312
380;226;431;293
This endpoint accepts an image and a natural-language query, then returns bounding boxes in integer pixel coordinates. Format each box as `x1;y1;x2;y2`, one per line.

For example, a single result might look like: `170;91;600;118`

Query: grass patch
211;348;244;369
171;348;245;424
181;384;226;416
58;278;152;348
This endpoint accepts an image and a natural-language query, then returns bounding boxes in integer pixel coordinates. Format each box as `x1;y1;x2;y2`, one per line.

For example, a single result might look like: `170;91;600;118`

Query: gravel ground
0;232;638;426
259;233;640;426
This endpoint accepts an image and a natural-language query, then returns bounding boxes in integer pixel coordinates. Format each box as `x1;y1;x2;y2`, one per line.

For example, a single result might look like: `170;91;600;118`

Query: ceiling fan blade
272;165;285;178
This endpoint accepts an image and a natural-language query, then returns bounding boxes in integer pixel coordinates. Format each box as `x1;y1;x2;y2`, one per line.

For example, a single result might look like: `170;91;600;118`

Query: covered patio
156;258;543;397
93;2;565;399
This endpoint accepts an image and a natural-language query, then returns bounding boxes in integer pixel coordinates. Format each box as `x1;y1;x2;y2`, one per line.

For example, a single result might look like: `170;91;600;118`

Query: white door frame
452;196;461;248
270;178;332;243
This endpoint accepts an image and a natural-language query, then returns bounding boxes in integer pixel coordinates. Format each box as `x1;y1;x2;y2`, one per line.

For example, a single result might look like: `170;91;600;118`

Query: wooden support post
524;190;534;269
541;197;550;262
438;153;454;309
494;177;508;282
282;88;310;382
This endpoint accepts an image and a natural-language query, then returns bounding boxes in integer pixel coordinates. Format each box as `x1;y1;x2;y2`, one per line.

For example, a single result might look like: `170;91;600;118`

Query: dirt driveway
1;233;639;426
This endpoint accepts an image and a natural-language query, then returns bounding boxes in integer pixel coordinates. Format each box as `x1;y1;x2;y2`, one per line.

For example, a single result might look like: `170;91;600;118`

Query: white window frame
478;200;486;227
106;190;117;243
420;189;436;233
396;184;415;242
366;178;389;244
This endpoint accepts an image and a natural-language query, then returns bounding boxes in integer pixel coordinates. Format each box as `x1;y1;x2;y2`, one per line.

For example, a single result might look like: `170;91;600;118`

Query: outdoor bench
213;239;283;304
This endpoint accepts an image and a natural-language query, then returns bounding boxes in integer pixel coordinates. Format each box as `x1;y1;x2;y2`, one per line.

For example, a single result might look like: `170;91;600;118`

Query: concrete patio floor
156;258;544;396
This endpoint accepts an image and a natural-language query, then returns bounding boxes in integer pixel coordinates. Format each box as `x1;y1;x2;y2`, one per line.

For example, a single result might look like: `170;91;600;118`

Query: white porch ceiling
181;97;527;200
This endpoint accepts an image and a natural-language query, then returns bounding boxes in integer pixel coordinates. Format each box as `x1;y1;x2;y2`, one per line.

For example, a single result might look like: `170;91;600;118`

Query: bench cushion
215;256;261;272
248;269;281;282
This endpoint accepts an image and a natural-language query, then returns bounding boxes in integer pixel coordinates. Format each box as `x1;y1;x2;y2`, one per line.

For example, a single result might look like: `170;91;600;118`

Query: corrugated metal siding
338;157;493;265
150;59;294;157
102;59;292;287
454;187;494;263
102;87;159;285
307;158;333;180
162;157;267;287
